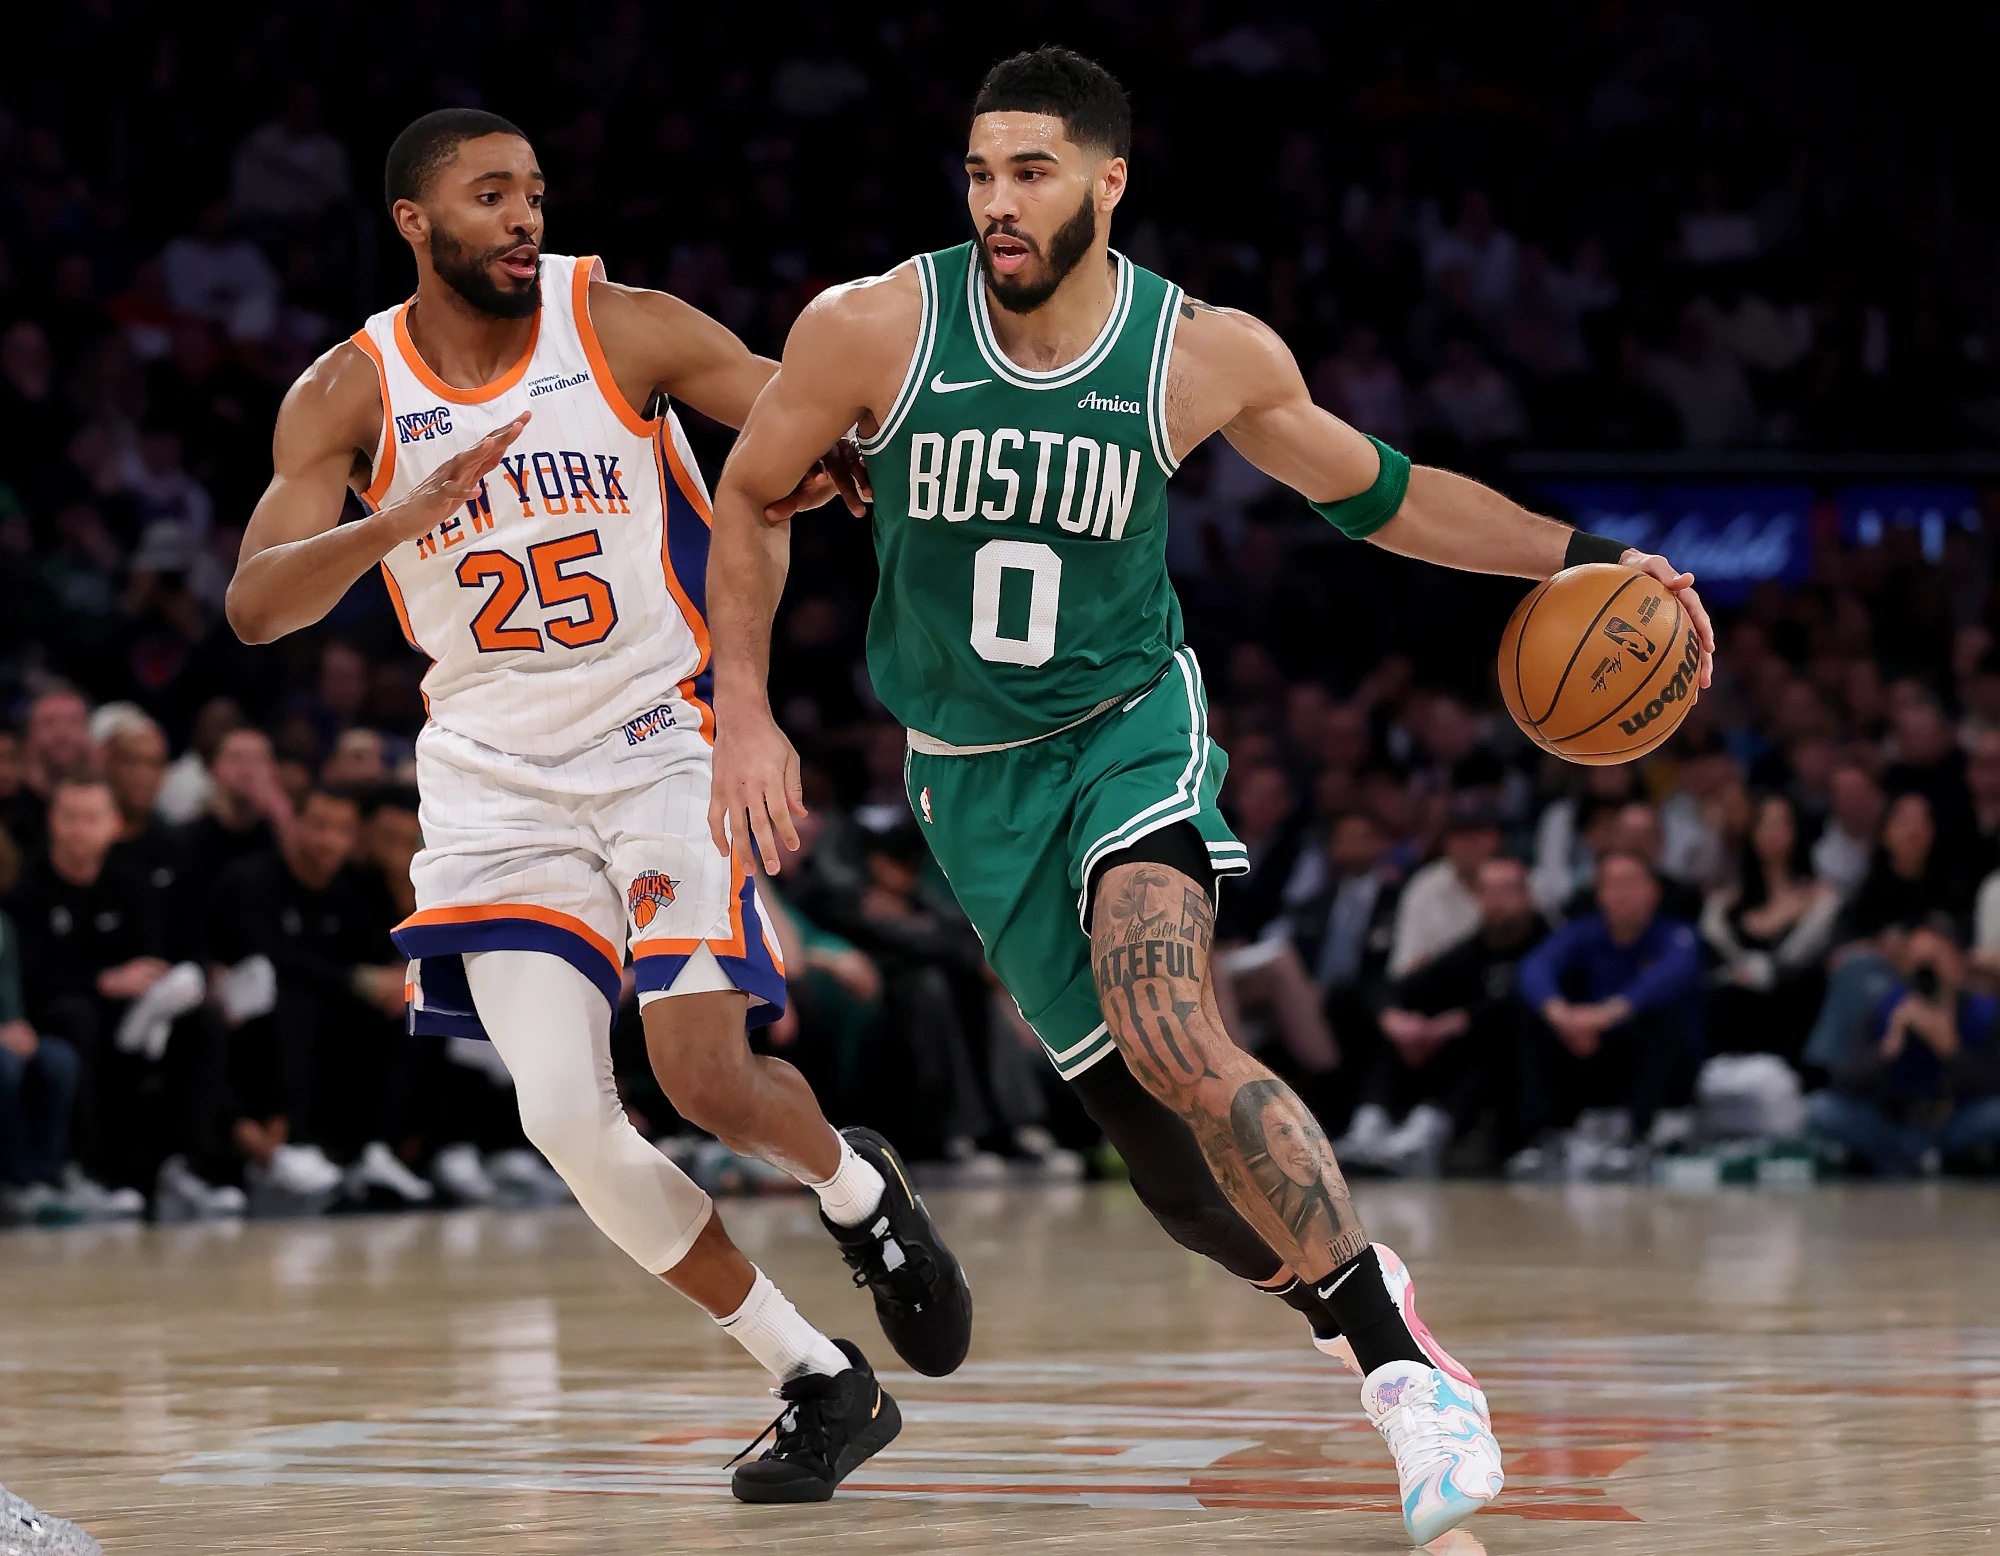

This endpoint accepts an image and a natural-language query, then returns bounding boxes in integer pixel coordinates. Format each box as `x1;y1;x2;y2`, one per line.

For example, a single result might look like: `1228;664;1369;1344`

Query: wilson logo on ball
1616;629;1701;736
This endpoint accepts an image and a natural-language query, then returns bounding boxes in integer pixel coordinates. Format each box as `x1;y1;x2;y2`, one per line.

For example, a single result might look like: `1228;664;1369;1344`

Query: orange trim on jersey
654;431;713;677
348;328;397;507
392;300;540;405
658;421;716;528
379;561;421;652
678;677;716;744
571;255;658;438
396;904;621;975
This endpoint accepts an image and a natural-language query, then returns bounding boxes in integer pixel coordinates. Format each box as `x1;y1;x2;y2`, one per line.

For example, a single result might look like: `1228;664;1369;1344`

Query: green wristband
1307;435;1411;540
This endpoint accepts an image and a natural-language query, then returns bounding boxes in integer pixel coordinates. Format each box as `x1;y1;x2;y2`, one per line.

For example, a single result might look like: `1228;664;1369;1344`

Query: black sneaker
728;1339;901;1503
821;1126;973;1377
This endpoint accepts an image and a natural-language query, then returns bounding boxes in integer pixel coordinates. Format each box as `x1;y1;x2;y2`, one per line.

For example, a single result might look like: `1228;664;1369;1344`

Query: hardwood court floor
3;1180;1999;1554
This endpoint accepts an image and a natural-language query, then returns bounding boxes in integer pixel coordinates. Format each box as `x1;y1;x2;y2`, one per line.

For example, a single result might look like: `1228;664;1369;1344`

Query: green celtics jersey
859;243;1186;747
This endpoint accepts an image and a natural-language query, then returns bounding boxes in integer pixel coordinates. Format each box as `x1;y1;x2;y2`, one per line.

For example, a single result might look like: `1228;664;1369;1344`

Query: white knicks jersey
353;254;715;758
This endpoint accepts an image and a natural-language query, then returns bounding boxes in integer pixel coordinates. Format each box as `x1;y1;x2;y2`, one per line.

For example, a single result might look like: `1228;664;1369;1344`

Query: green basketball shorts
904;646;1248;1079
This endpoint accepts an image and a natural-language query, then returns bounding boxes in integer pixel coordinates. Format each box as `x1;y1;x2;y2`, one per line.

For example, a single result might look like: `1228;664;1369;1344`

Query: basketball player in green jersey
705;47;1715;1542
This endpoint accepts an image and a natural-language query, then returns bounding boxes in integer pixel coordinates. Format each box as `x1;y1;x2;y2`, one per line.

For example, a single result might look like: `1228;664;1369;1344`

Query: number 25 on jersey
457;531;618;653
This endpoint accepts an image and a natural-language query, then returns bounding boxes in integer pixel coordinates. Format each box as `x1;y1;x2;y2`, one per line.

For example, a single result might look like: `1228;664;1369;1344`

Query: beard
429;221;540;319
978;191;1098;315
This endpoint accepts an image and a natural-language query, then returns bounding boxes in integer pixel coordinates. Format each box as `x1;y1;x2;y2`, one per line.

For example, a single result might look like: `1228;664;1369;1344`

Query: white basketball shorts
390;697;786;1028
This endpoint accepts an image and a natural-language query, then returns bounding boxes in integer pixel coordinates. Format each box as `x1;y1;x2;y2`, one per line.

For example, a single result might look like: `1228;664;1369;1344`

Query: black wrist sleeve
1563;530;1630;569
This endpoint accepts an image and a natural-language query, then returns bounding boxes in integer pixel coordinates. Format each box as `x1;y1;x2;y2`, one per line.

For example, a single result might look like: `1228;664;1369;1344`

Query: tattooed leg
1091;859;1369;1282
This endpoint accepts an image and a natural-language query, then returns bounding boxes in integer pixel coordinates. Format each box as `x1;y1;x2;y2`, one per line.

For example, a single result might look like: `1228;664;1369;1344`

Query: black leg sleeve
1066;1054;1285;1285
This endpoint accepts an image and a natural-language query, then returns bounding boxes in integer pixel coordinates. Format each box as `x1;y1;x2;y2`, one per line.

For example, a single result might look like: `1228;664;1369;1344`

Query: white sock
806;1136;886;1227
717;1268;849;1381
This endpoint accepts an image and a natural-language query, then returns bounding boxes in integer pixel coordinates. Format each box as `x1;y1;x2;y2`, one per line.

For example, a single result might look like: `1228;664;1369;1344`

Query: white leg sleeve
464;950;713;1275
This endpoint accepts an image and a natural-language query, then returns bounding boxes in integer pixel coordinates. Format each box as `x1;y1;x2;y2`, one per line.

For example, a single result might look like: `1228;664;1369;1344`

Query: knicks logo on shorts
623;704;678;745
627;871;678;928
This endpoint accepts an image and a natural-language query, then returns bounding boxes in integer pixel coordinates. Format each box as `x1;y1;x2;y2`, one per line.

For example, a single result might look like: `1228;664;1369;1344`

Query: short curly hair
383;108;529;212
972;46;1131;159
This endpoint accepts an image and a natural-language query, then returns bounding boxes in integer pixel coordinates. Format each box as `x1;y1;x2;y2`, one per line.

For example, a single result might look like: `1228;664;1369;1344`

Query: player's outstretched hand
709;708;808;873
1620;547;1715;689
384;411;531;543
763;435;872;523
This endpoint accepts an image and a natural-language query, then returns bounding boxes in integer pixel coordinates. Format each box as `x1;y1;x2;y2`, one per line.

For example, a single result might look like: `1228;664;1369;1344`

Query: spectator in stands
1839;792;1972;947
322;728;387;788
1310;326;1411;447
1515;850;1705;1157
1340;855;1548;1174
1807;918;2000;1175
1639;305;1759;448
1570;801;1705;924
783;817;1003;1168
1;776;163;1214
1531;763;1641;916
5;683;94;855
98;709;178;886
1702;793;1841;1062
1814;759;1884;898
1273;808;1403;1105
160;199;281;343
155;698;244;824
0;832;84;1222
211;785;422;1205
229;84;353;228
1883;691;1976;855
178;726;292;922
1961;726;2000;878
1424;337;1529;452
1388;796;1501;981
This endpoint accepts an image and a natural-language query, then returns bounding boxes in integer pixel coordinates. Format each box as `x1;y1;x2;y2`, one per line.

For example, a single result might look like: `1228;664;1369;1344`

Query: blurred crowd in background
4;1;2000;1221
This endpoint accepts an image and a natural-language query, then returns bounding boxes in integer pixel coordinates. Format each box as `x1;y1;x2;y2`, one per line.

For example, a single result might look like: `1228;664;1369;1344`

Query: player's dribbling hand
708;708;808;873
385;411;531;542
1619;547;1716;689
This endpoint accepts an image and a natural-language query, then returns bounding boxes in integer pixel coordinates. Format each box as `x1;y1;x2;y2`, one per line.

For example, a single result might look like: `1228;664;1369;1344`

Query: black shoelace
837;1226;939;1310
726;1373;839;1475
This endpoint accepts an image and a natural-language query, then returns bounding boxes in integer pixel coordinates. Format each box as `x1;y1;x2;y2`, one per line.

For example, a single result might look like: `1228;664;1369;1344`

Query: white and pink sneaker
1315;1242;1490;1426
1363;1359;1505;1544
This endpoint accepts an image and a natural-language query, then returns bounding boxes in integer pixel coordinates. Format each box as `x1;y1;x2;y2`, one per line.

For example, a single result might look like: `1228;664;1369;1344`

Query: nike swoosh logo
871;1386;883;1419
1316;1265;1363;1303
930;373;991;393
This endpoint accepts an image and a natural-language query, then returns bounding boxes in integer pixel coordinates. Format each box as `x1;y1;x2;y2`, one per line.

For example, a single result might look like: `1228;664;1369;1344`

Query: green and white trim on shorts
903;645;1248;1083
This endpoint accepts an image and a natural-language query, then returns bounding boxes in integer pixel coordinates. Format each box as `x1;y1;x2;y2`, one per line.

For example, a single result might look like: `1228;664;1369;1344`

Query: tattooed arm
1091;860;1370;1280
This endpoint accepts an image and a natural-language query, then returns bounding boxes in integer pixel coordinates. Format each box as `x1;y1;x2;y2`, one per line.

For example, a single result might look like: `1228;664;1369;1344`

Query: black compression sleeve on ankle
1563;529;1630;569
1269;1275;1342;1341
1316;1246;1428;1375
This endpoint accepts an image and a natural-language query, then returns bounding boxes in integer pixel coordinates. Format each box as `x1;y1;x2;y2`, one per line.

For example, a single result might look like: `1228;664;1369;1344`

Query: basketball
1498;562;1701;765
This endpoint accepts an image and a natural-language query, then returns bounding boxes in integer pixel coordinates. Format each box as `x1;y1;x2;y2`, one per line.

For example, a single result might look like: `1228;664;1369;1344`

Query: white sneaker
263;1143;345;1197
1379;1104;1454;1178
58;1164;144;1221
1011;1125;1085;1181
942;1136;1009;1183
1364;1359;1505;1544
1314;1243;1491;1426
1334;1102;1396;1166
486;1148;574;1205
154;1156;247;1222
430;1142;496;1204
349;1141;436;1205
2;1182;59;1225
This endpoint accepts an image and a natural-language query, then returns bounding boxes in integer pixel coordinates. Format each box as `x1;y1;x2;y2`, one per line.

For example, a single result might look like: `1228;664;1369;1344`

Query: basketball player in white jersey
226;109;969;1502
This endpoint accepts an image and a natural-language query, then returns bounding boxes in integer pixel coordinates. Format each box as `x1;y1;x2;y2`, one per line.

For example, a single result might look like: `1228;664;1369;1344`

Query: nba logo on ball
1499;563;1699;765
920;786;933;824
627;872;678;928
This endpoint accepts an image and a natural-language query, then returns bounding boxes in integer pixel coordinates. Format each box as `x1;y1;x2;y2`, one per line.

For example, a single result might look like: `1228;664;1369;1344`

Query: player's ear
1098;156;1128;212
391;198;430;249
